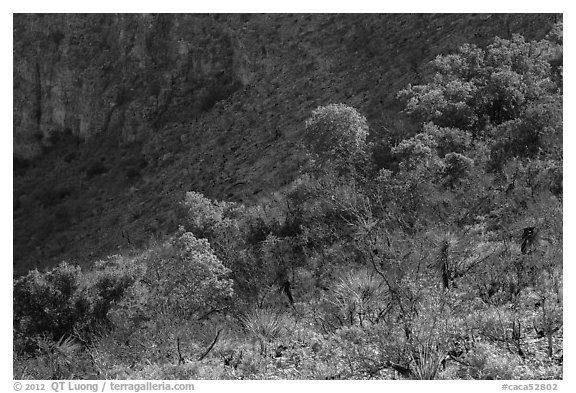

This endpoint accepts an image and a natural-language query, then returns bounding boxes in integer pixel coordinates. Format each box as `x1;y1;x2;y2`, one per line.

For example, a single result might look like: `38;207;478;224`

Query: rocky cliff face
13;14;559;274
14;14;252;158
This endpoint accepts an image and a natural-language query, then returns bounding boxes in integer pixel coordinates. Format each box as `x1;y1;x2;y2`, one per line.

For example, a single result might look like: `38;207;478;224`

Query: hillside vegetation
13;14;562;380
14;13;558;273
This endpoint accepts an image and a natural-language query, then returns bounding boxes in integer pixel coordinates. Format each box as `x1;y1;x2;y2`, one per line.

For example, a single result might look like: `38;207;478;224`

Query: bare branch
198;328;223;362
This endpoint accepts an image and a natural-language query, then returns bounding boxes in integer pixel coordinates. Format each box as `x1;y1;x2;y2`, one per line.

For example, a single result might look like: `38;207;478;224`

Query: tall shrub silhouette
303;104;369;171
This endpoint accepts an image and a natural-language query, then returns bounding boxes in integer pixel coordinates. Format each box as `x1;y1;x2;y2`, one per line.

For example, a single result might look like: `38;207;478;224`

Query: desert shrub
111;229;233;325
422;123;473;157
398;31;562;176
13;257;142;347
162;231;234;317
303;104;369;172
393;132;443;173
82;255;146;323
398;35;559;132
182;191;225;235
209;324;338;379
239;203;283;244
260;234;305;283
180;191;250;273
458;342;523;380
181;191;242;237
512;357;563;380
14;335;98;380
14;263;135;350
96;313;234;378
441;152;474;188
328;323;405;379
283;170;371;244
127;360;229;380
14;263;86;341
181;191;289;304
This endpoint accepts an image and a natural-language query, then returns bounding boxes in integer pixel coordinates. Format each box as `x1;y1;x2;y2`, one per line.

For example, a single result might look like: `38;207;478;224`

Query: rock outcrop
14;14;251;158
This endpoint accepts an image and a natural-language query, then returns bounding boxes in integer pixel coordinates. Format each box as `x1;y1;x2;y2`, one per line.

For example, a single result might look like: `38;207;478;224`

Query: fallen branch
198;328;223;361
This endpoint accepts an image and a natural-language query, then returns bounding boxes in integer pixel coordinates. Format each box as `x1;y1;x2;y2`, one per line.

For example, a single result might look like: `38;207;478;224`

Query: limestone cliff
14;14;251;158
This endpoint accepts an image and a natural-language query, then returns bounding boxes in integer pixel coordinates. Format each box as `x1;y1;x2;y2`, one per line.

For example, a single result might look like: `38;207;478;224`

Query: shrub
13;257;142;345
165;231;234;316
112;230;234;324
303;104;369;171
14;263;85;340
392;133;443;173
398;32;562;171
441;152;474;189
331;324;401;379
423;123;473;157
459;342;522;380
14;335;97;380
127;360;229;380
83;256;145;323
181;191;242;239
180;191;273;303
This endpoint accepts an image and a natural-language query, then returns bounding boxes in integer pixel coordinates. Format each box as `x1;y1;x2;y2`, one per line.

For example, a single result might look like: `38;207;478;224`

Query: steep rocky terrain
13;14;559;274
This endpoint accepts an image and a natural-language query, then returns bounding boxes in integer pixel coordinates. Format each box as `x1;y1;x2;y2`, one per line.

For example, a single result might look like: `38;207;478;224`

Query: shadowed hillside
13;14;563;381
13;13;559;275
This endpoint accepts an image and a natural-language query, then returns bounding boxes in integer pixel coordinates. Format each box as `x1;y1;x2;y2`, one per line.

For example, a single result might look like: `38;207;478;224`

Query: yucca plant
410;342;447;380
36;335;82;379
330;269;388;327
241;307;288;355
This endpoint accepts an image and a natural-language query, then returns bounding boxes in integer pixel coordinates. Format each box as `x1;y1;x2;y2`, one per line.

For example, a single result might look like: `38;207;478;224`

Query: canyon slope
13;14;559;274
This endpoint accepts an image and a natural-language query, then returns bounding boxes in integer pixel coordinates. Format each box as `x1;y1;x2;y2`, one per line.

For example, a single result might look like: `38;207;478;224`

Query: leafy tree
441;152;474;189
398;31;562;168
181;191;243;240
116;229;234;323
180;191;283;303
303;104;369;172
